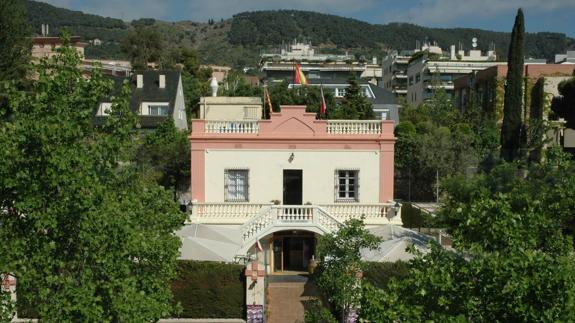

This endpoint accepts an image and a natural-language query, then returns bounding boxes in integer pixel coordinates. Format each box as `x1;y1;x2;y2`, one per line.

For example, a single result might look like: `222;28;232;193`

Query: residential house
95;70;187;130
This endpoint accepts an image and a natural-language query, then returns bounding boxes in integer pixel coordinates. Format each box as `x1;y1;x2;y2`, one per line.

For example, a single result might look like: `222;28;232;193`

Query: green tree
551;77;575;129
332;77;374;120
135;119;190;200
121;25;164;70
0;0;31;85
315;218;381;321
501;8;525;162
0;37;185;321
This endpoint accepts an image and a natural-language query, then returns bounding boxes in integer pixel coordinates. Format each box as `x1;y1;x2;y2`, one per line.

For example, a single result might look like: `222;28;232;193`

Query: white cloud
384;0;575;25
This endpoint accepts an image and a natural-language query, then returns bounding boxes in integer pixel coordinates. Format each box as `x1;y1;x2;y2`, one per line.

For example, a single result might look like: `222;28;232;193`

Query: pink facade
189;105;396;203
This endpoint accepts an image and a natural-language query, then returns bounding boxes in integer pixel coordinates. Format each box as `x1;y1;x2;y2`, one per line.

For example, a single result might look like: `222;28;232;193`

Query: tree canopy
0;0;31;85
0;37;185;321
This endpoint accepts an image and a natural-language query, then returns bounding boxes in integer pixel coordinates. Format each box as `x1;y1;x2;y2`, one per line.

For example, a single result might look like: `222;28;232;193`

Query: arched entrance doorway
270;230;317;273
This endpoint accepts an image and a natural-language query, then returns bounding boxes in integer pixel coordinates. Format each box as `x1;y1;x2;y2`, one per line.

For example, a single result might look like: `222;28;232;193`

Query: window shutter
355;170;360;202
334;170;339;202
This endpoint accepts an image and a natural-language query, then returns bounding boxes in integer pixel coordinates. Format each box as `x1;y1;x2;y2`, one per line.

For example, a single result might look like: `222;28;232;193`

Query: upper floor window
335;170;359;202
148;105;169;116
225;169;249;202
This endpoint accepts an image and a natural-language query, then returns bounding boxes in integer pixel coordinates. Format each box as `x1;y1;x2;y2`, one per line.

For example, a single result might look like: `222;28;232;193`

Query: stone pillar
245;260;265;323
1;273;17;320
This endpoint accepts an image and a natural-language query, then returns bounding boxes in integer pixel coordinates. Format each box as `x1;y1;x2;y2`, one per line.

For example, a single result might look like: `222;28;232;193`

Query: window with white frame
224;169;249;202
148;105;169;116
335;170;359;202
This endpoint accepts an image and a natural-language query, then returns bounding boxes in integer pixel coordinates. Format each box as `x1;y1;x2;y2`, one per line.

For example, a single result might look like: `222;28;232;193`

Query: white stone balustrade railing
205;120;259;134
319;203;399;224
189;202;401;229
190;203;272;224
241;205;342;243
326;120;382;135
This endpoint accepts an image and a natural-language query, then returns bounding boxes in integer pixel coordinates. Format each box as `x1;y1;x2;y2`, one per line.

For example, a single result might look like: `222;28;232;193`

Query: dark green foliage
135;119;190;197
0;0;31;84
229;10;575;62
122;25;164;69
501;9;525;162
315;219;381;320
267;82;336;119
399;203;432;229
331;77;375;120
0;37;185;321
304;299;337;323
394;88;498;201
171;261;245;318
363;261;410;290
551;77;575;129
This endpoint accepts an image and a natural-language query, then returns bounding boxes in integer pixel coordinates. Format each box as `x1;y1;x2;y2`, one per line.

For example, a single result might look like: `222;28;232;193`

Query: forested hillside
23;2;575;66
229;11;575;61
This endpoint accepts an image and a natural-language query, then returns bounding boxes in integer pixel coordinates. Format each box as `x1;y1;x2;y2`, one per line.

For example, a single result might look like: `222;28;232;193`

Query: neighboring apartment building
406;43;499;105
95;70;188;130
454;64;575;151
31;36;86;60
554;51;575;64
382;50;414;97
261;42;398;123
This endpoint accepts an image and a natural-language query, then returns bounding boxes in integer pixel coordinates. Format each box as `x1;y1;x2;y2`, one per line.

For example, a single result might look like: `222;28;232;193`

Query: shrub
363;261;410;289
171;261;245;318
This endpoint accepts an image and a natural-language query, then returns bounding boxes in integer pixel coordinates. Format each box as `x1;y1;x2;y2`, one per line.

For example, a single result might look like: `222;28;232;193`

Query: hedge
17;260;246;319
172;260;245;318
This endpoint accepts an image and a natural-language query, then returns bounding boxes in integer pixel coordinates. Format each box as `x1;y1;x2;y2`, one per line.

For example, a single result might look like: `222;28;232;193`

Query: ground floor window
335;170;359;202
224;169;249;202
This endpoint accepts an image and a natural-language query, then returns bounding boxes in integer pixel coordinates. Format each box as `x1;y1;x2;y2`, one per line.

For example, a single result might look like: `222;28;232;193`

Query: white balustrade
241;205;342;242
191;203;271;224
319;203;395;224
205;120;259;134
327;120;382;135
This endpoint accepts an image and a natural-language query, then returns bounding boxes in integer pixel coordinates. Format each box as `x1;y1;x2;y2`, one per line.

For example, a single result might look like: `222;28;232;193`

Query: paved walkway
267;277;320;323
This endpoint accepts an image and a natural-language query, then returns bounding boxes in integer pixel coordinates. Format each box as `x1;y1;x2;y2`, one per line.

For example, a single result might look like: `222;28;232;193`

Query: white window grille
334;170;359;202
224;169;249;202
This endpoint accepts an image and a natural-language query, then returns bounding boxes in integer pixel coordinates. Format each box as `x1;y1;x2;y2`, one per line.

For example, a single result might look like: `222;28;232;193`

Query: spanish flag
294;63;308;85
265;87;273;117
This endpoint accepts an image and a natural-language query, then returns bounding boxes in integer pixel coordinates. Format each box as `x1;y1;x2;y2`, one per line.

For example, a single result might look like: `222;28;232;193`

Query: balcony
188;202;401;250
205;120;259;134
326;120;382;135
189;202;401;226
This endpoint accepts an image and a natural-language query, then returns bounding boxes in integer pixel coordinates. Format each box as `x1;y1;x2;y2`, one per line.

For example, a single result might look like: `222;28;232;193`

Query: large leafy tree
360;149;575;322
315;219;381;321
121;25;164;70
332;77;374;120
501;8;526;162
551;77;575;129
0;38;185;321
0;0;31;85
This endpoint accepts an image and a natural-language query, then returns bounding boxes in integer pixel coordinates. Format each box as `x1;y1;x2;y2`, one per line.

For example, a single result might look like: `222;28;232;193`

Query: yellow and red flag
319;86;327;115
294;63;308;85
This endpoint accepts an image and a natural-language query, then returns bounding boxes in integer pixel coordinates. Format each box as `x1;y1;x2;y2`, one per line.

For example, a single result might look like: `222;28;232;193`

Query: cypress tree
500;8;525;162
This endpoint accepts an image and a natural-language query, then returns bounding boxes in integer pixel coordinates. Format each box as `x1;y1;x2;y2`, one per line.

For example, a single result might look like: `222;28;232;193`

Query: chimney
46;24;49;36
159;74;166;89
372;56;377;65
136;74;143;89
210;76;219;97
450;45;456;60
41;24;45;37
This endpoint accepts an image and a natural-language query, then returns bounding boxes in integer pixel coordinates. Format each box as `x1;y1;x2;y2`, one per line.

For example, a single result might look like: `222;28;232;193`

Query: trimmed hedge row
172;260;245;318
401;203;434;229
17;260;246;319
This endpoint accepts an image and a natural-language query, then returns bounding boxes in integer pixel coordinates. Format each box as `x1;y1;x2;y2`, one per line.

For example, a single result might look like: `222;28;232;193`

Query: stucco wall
204;149;381;204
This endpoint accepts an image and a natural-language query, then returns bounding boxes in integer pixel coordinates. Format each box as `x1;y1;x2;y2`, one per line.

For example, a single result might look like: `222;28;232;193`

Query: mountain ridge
24;1;575;67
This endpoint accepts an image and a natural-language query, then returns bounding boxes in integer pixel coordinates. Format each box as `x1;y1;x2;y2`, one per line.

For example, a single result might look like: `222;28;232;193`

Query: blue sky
40;0;575;37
